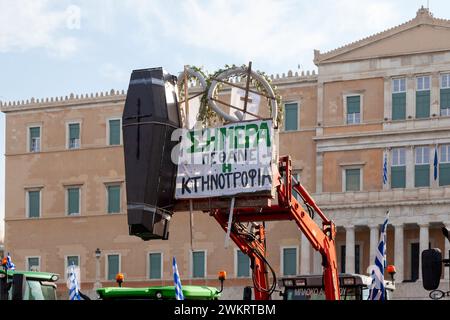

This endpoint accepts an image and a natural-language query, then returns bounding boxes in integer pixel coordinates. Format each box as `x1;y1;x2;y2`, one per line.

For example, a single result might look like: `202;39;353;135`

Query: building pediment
315;7;450;65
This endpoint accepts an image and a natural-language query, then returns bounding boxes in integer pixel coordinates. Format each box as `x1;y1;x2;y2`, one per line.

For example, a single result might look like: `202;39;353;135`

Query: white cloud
0;0;81;57
99;63;129;83
121;0;402;70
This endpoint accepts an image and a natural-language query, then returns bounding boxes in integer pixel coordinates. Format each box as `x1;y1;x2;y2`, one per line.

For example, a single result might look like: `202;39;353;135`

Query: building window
355;244;360;274
340;245;346;273
440;74;450;116
108;119;121;146
282;247;297;276
107;185;121;214
66;256;79;279
67;187;80;216
440;144;450;186
68;123;80;149
27;257;40;271
192;251;206;278
346;95;361;124
416;76;430;118
149;253;162;280
284;102;298;131
236;250;250;278
27;190;41;218
344;168;361;192
415;146;430;187
339;245;360;273
392;78;406;120
107;254;120;281
391;148;406;188
29;126;41;152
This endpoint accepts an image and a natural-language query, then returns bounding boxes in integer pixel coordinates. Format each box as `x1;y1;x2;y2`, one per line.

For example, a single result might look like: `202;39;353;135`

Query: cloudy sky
1;0;450;239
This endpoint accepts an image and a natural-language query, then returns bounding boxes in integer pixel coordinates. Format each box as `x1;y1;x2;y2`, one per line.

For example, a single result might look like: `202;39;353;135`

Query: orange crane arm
210;155;340;300
212;210;271;300
278;155;340;300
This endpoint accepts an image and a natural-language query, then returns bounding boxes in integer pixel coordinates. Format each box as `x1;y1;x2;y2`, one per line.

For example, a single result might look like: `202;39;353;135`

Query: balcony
313;186;450;209
69;138;80;150
30;138;40;152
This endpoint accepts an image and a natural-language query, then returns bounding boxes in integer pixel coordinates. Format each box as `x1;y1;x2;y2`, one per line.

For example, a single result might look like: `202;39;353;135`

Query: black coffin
122;67;180;240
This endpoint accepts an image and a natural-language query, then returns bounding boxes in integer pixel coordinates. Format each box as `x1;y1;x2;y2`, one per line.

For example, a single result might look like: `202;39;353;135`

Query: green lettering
245;124;259;148
258;122;271;147
222;163;232;173
234;126;246;149
219;127;234;151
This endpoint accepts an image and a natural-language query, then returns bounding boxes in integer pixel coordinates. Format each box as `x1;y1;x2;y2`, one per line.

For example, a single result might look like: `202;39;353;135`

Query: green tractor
0;269;59;300
97;285;221;300
96;272;224;300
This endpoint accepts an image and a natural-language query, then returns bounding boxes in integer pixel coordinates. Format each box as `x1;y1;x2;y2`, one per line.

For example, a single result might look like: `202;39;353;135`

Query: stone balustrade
313;186;450;209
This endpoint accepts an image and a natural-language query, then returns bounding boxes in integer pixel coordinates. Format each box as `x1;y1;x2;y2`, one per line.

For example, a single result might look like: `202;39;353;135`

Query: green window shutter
284;103;298;131
439;163;450;186
29;127;41;151
30;127;40;139
237;251;250;277
441;88;450;110
392;92;406;120
67;256;79;267
283;248;297;276
28;191;40;218
416;91;430;118
345;169;360;191
28;257;39;271
415;165;430;187
69;123;80;140
149;253;162;279
193;251;205;278
68;188;80;215
109;120;121;145
347;96;360;114
391;166;406;188
107;255;119;280
107;186;121;213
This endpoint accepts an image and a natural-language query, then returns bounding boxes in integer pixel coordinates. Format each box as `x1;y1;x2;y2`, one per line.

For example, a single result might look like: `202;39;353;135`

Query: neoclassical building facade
1;8;450;299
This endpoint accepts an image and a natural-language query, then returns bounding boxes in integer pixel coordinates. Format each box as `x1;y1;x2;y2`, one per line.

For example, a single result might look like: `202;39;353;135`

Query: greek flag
6;253;15;270
368;212;389;300
173;257;184;300
383;153;388;185
434;147;438;181
68;263;81;300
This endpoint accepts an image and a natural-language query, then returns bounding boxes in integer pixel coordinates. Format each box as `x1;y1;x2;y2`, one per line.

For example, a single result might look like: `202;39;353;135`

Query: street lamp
95;248;101;259
93;248;102;290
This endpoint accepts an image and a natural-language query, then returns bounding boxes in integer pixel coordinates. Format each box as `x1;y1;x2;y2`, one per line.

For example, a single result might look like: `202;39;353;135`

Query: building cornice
314;7;450;65
0;89;126;114
0;70;319;114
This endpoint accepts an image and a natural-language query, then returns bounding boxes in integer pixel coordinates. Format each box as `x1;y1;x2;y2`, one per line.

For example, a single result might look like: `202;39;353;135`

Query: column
406;146;414;189
406;74;415;119
444;222;450;280
300;233;311;274
418;223;429;280
383;76;391;120
394;223;404;282
316;83;324;136
430;72;440;117
369;224;379;265
316;152;323;193
345;225;355;274
313;250;322;274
